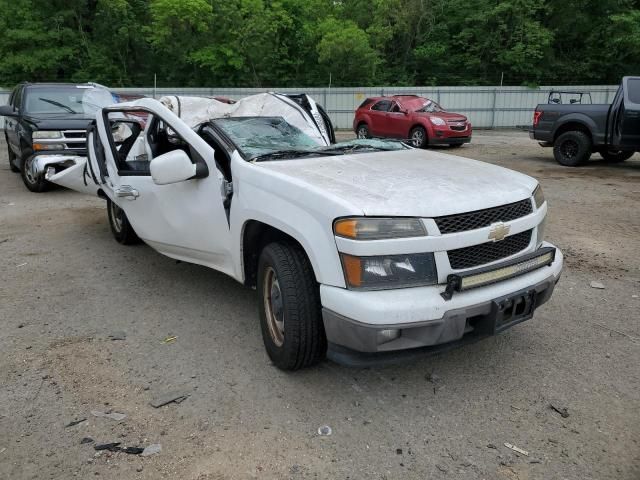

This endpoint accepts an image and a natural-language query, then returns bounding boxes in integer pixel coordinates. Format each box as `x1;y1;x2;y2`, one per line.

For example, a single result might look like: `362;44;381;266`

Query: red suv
353;95;472;148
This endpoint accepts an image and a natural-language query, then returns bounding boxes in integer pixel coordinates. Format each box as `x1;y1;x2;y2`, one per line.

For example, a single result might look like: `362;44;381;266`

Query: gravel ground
1;131;639;480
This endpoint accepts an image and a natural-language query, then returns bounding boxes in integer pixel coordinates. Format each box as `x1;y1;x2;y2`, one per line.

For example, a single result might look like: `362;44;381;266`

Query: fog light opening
377;329;401;345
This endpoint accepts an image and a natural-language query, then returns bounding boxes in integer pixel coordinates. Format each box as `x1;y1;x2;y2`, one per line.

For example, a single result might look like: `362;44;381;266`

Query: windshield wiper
321;143;398;154
252;149;339;162
38;98;77;114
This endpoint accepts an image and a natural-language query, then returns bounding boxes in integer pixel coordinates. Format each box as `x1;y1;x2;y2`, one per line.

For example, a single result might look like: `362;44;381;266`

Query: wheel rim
24;157;39;184
411;129;424;147
263;266;284;347
110;201;124;233
357;126;368;139
560;139;579;159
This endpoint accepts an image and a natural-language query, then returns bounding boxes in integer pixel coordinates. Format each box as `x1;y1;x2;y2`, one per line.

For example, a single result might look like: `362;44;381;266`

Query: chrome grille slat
448;230;532;270
434;199;533;234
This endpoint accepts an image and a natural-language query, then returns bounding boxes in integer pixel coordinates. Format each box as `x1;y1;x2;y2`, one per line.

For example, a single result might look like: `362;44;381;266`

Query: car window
24;86;114;115
212;116;320;160
105;110;193;175
12;87;22;110
628;78;640;104
371;100;392;112
389;102;401;113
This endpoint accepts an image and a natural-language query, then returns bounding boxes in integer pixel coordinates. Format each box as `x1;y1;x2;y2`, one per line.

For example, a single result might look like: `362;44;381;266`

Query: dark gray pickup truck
531;76;640;166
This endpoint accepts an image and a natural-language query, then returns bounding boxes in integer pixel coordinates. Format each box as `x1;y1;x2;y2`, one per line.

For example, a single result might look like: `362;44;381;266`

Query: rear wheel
409;126;427;148
107;198;141;245
20;147;49;192
599;150;634;163
356;123;370;139
257;242;326;370
553;131;592;167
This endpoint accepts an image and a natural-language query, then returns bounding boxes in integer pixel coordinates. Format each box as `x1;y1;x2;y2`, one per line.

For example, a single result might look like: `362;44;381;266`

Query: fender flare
551;113;598;141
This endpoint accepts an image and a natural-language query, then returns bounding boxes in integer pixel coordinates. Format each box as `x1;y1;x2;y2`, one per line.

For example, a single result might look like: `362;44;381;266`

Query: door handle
114;185;139;200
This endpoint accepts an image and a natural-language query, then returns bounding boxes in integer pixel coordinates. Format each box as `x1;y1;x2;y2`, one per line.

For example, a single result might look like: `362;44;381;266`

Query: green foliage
0;0;638;87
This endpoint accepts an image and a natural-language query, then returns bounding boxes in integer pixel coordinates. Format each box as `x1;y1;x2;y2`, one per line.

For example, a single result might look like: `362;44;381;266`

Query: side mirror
0;105;19;117
150;149;197;185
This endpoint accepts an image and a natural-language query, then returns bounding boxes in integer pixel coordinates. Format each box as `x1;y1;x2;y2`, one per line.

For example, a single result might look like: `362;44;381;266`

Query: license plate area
491;290;536;333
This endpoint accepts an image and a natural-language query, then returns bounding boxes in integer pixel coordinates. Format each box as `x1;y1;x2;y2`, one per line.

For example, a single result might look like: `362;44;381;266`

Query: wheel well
553;122;592;142
408;123;427;139
242;220;311;287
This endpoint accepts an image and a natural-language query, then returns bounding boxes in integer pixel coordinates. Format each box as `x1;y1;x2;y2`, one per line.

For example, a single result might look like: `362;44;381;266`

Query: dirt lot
1;131;639;480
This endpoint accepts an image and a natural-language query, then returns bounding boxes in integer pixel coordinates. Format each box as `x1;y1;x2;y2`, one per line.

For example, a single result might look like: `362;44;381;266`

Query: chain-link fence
1;85;618;130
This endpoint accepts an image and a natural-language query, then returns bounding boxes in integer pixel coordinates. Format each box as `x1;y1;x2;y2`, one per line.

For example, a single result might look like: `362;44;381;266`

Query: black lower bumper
429;135;471;145
325;276;558;367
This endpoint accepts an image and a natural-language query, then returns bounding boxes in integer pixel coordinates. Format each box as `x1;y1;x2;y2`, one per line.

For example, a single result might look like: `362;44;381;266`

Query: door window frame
101;107;209;178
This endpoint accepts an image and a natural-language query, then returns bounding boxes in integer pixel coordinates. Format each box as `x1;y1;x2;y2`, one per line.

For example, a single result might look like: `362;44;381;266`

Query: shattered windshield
212;117;320;159
211;116;408;161
24;86;115;116
415;100;444;113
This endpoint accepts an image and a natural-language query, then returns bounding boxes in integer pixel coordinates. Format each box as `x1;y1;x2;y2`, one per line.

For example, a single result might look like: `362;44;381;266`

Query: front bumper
30;151;87;179
321;244;562;365
428;131;471;145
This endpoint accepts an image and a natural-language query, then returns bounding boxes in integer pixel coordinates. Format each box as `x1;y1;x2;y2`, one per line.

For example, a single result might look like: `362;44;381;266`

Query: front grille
447;120;466;131
448;230;532;270
435;199;533;234
63;130;86;138
62;130;87;150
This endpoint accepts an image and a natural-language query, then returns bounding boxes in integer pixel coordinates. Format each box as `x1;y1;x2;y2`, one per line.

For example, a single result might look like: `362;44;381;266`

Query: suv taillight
533;110;542;128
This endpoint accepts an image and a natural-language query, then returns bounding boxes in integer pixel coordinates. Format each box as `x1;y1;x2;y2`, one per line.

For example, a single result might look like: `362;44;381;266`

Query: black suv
0;82;115;191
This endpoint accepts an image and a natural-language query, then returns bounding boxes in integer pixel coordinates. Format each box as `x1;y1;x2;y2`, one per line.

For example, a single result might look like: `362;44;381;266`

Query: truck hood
22;114;95;130
257;149;537;217
415;111;467;122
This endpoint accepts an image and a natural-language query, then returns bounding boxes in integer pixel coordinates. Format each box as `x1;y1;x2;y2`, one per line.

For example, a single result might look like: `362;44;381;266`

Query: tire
20;147;50;192
6;138;20;173
553;131;592;167
107;198;141;245
356;123;370;139
599;150;634;163
257;242;326;370
409;126;427;148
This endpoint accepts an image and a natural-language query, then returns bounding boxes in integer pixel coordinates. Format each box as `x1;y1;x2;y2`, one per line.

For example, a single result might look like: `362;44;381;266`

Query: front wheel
599;150;634;163
409;126;427;148
257;242;326;370
20;148;49;192
553;131;592;167
107;198;141;245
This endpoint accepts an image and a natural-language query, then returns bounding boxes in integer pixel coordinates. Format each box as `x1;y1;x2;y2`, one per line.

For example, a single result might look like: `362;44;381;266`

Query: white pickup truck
44;93;563;370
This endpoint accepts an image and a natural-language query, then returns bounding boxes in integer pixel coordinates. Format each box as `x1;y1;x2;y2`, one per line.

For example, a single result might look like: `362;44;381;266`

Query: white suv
46;94;563;370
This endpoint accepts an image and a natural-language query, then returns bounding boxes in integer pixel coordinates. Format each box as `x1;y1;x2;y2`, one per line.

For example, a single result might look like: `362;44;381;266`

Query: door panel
5;87;21;151
619;77;640;150
368;100;392;137
99;105;233;273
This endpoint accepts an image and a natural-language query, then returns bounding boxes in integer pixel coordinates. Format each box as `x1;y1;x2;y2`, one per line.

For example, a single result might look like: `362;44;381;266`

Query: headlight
33;130;63;139
340;252;437;290
533;184;545;209
536;215;547;247
334;217;426;240
429;117;446;126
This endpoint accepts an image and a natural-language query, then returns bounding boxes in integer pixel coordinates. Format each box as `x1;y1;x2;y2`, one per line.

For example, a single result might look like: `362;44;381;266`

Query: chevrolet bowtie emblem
488;222;511;241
